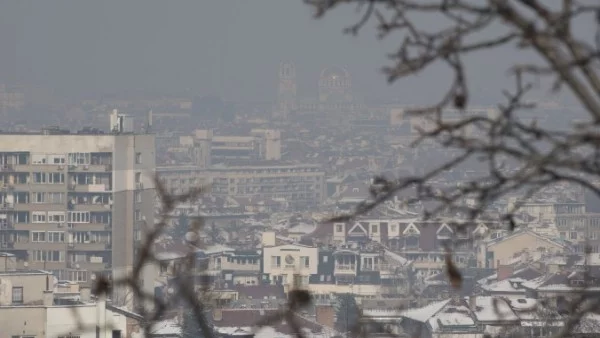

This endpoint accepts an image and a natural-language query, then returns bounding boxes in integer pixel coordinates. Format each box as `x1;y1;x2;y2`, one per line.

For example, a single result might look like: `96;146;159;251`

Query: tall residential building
275;61;297;120
0;125;155;309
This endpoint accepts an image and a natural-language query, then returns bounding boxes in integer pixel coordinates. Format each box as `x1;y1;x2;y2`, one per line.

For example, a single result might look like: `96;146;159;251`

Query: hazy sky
0;0;585;105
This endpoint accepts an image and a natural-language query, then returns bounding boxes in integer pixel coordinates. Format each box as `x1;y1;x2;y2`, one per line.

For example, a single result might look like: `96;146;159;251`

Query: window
33;191;64;204
32;211;47;223
570;232;578;240
48;211;66;223
48;231;65;243
300;256;310;268
135;172;141;183
271;256;281;268
372;225;378;234
48;192;64;204
134;210;143;221
48;172;64;184
32;231;46;242
51;154;66;164
68;211;90;223
391;224;397;232
33;172;47;183
33;250;64;262
135;152;142;164
11;287;23;304
323;256;328;263
135;191;142;203
32;192;45;203
69;270;88;282
335;224;343;232
68;153;91;165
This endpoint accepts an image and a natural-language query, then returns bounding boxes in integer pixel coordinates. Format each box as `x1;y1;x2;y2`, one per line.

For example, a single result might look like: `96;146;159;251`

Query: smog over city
0;1;599;338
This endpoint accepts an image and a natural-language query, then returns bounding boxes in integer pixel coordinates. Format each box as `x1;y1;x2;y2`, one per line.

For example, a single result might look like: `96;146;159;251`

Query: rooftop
0;269;52;276
210;160;322;170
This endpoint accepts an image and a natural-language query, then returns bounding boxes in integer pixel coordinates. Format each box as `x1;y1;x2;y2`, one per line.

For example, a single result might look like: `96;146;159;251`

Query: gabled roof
402;223;420;235
486;229;567;250
347;222;368;235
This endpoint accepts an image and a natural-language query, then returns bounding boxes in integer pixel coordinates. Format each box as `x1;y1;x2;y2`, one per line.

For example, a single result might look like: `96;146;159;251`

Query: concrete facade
0;131;155;310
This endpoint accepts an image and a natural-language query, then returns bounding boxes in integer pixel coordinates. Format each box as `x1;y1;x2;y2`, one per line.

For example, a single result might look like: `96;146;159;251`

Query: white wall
0;134;116;153
45;302;128;338
262;244;318;284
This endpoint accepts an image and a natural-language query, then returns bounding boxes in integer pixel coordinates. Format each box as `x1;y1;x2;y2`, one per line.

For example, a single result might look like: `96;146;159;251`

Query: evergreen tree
180;309;202;338
179;304;217;338
171;212;190;241
334;293;360;334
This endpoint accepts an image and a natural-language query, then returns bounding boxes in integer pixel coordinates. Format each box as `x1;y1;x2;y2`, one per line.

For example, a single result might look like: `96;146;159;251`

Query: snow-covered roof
400;299;451;322
468;296;519;322
200;244;236;255
480;279;527;293
384;249;410;266
150;319;181;335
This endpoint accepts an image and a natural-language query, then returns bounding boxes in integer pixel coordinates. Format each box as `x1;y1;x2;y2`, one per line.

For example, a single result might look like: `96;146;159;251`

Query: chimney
43;290;54;306
315;305;335;329
468;295;477;310
213;308;223;321
497;264;514;281
80;286;91;303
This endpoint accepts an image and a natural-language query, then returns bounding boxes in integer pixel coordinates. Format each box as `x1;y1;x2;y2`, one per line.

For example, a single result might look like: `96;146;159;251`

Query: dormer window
437;223;453;239
405;236;419;248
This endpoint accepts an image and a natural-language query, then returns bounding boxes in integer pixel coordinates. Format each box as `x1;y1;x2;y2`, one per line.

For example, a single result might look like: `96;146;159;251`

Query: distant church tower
275;61;297;120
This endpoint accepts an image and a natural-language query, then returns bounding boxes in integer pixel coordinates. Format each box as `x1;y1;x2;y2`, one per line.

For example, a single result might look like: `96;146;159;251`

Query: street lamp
91;273;100;338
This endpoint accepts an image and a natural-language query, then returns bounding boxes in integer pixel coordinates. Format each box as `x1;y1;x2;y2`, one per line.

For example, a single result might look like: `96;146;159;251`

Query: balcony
70;184;111;193
0;164;15;172
67;241;111;251
71;203;111;212
13;241;32;250
68;164;112;172
0;221;14;230
67;223;109;231
0;202;14;211
334;264;357;275
68;260;110;271
0;242;14;249
14;164;62;172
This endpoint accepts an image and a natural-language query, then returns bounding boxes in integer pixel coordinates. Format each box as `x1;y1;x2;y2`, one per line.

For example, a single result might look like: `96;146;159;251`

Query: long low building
157;160;325;210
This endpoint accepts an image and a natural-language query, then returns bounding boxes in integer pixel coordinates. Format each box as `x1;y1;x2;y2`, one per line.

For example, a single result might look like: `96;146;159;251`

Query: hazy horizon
0;0;572;105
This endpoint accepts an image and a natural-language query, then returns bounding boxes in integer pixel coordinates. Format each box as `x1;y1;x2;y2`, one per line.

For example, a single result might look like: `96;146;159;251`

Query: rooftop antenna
146;109;153;133
110;109;120;133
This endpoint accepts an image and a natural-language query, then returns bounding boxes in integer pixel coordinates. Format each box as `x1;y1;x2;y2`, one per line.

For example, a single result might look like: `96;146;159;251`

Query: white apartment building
0;122;155;310
261;233;318;289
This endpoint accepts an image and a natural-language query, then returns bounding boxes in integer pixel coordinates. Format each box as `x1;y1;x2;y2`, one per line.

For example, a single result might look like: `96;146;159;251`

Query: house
210;308;339;338
480;229;569;269
261;234;318;290
306;219;493;274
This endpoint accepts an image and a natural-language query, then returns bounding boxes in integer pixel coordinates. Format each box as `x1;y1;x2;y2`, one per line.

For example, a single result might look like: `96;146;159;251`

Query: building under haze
0;114;155;310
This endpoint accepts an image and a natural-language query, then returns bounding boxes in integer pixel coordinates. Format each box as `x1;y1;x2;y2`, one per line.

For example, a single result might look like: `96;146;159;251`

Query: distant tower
275;61;297;120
